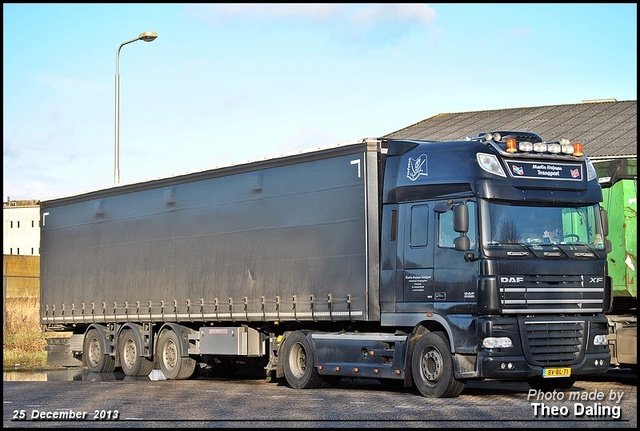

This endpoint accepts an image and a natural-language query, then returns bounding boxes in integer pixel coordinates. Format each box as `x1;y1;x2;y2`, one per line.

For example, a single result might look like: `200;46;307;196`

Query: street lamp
114;31;158;185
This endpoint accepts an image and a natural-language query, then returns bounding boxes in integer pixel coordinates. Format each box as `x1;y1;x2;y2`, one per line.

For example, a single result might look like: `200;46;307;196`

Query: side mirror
454;235;470;252
453;203;469;233
600;208;609;237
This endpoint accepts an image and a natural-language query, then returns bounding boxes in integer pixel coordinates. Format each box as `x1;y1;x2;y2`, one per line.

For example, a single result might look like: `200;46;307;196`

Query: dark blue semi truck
40;131;612;397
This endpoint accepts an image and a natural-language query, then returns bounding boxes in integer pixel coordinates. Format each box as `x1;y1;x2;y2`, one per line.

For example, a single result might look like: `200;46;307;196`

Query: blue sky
3;3;637;201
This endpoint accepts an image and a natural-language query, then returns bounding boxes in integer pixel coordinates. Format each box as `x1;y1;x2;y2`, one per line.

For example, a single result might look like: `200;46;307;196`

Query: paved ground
3;367;636;428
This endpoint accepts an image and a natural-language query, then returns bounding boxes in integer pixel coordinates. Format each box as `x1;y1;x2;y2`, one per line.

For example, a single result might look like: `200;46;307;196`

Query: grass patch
3;297;47;370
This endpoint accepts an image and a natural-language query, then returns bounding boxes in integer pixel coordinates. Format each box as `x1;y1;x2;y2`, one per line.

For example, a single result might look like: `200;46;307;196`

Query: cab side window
438;202;477;249
410;205;429;248
438;211;456;248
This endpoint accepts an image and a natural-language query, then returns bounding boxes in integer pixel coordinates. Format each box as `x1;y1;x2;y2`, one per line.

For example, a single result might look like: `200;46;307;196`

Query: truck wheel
282;331;324;389
528;376;576;391
411;331;465;398
118;329;154;377
157;329;196;380
83;328;115;373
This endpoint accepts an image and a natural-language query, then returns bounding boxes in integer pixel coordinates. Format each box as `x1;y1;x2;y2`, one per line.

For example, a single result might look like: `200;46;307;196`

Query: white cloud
354;3;437;24
186;3;436;25
185;3;341;22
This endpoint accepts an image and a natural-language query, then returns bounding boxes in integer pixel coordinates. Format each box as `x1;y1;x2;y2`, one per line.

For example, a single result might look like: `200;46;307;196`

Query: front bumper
475;351;611;379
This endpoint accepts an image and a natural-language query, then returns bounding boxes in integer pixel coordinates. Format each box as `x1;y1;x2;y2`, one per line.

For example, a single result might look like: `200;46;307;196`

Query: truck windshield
480;201;605;249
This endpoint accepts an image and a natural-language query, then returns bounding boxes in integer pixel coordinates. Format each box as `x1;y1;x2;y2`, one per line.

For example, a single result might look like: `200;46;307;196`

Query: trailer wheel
157;329;196;380
118;329;154;377
411;331;465;398
282;331;324;389
83;328;115;373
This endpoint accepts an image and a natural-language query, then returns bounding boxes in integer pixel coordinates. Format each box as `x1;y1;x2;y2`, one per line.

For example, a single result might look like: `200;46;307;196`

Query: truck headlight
476;153;506;177
593;334;608;346
483;337;513;348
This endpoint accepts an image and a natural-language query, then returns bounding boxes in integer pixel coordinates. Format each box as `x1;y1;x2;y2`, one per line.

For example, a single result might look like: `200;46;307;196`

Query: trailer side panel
40;143;381;325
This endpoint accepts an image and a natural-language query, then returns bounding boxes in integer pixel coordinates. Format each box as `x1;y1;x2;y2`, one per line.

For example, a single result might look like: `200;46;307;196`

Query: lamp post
114;31;157;185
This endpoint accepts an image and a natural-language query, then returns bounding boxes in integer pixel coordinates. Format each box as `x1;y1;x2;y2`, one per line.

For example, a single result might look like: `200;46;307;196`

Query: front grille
521;319;586;365
499;274;605;314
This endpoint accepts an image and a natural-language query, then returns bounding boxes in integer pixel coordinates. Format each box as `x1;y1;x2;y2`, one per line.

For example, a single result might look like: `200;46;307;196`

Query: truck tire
282;331;324;389
118;329;154;377
411;331;465;398
157;329;196;380
83;328;115;373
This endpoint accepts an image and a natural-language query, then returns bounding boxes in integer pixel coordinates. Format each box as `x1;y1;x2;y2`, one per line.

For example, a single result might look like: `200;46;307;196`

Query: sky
3;3;637;201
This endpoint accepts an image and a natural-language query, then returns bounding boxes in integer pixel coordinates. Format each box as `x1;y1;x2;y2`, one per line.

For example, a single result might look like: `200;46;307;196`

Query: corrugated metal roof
383;99;637;159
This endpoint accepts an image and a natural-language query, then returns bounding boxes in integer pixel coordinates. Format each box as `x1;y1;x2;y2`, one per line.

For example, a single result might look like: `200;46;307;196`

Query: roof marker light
533;142;547;153
547;143;562;154
558;137;574;154
561;144;574;154
519;141;533;152
573;143;584;156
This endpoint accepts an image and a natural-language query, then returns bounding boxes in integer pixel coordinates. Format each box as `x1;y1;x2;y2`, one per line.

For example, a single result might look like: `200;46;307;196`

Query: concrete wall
3;254;40;298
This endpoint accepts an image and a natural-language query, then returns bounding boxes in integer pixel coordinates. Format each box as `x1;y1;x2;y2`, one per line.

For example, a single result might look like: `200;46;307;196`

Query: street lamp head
139;31;158;42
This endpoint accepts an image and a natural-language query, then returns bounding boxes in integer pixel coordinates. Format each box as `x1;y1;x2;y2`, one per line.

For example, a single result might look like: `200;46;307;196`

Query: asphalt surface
3;367;636;428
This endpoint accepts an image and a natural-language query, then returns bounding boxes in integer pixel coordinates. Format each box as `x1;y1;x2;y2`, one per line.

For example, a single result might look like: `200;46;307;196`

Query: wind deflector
384;139;422;156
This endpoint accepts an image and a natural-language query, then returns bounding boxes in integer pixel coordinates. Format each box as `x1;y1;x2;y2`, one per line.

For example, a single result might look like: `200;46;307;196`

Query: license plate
542;367;572;378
